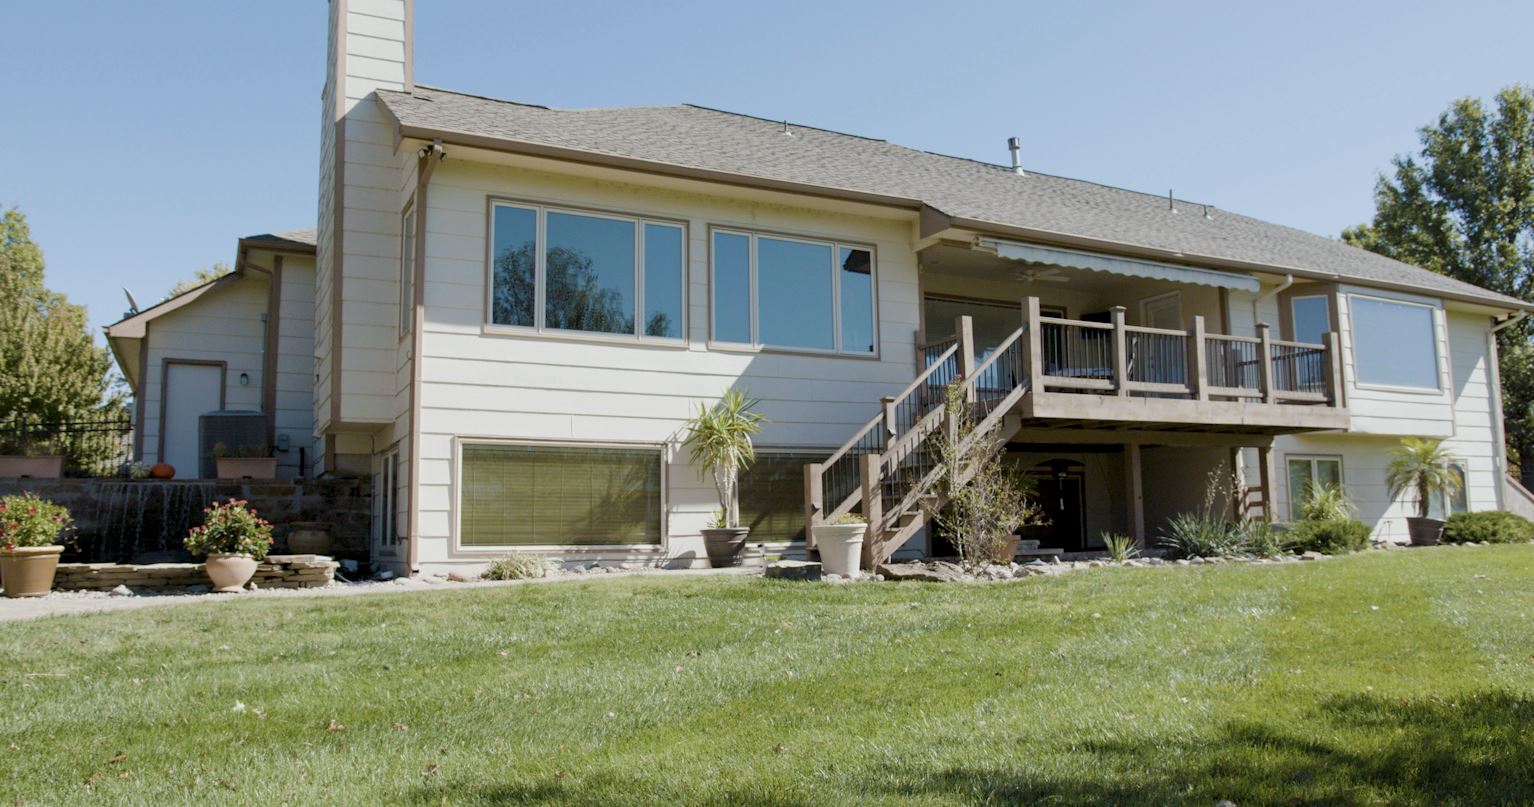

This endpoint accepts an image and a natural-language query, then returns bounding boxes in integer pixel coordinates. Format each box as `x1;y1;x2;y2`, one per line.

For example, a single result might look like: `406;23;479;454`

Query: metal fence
0;410;134;477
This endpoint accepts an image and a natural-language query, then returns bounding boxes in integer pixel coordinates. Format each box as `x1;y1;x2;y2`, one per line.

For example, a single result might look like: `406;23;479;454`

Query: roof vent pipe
1007;137;1024;176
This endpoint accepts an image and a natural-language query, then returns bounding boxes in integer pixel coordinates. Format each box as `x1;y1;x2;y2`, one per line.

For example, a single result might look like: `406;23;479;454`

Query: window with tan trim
711;229;876;355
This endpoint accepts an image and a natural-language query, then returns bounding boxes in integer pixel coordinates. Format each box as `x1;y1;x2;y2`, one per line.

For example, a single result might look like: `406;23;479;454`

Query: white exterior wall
275;257;319;477
139;278;268;470
409;158;919;571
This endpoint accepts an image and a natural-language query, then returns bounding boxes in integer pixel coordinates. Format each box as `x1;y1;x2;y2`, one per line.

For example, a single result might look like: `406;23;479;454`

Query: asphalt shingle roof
376;86;1525;311
243;228;318;249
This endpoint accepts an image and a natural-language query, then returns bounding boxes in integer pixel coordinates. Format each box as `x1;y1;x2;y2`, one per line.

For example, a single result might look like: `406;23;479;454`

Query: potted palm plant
1386;437;1461;546
0;492;73;597
185;499;274;592
683;388;764;568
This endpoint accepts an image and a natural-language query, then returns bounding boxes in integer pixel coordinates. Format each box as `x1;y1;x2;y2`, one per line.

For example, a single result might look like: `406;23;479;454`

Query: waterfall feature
75;481;219;563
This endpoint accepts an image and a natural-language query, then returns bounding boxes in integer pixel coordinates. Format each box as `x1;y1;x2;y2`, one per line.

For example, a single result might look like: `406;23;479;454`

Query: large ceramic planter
0;545;63;597
204;553;258;592
701;527;750;568
286;522;332;555
0;455;64;479
990;535;1022;564
812;523;866;578
215;458;278;480
1408;517;1444;547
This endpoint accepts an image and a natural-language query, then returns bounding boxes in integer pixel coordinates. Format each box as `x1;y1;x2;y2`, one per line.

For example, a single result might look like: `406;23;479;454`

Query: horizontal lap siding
1337;287;1454;436
412;161;919;566
277;258;317;477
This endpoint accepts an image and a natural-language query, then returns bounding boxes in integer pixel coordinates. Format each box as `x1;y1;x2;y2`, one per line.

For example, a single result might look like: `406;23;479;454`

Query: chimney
1007;137;1024;176
316;0;414;431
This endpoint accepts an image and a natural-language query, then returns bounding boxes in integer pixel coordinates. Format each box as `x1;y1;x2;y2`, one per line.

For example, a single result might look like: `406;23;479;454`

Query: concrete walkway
0;566;761;624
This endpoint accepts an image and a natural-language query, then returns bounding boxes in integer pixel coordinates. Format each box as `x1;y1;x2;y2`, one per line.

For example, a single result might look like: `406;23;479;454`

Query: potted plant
0;435;65;479
185;499;274;592
0;492;74;597
682;388;764;568
211;442;278;480
812;513;866;578
1386;437;1461;546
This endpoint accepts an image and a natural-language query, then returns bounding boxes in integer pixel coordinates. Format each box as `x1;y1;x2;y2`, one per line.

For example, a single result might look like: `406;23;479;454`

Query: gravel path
0;566;761;624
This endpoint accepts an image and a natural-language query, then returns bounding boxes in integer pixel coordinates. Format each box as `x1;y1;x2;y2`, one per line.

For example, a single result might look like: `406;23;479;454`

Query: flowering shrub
184;499;273;560
0;492;74;550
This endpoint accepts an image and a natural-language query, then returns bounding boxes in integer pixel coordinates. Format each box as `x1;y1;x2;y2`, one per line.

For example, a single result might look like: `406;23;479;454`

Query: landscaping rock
447;570;475;583
108;584;133;597
183;584;210;594
876;561;966;583
1300;551;1325;561
765;560;822;581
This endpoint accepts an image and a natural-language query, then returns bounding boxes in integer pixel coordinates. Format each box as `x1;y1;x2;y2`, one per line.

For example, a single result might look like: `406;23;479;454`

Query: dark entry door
1024;472;1086;551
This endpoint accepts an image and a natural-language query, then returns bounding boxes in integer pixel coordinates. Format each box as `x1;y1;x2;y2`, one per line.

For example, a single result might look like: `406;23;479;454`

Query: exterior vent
197;411;267;479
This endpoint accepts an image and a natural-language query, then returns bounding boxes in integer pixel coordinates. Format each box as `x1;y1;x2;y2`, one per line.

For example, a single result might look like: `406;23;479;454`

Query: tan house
134;0;1530;575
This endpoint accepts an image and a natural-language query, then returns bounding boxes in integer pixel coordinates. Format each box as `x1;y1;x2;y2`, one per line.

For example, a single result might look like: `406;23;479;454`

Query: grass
2;546;1532;806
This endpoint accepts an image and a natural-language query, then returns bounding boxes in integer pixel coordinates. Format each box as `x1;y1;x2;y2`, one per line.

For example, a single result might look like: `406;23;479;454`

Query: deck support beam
1124;442;1145;545
1257;445;1275;523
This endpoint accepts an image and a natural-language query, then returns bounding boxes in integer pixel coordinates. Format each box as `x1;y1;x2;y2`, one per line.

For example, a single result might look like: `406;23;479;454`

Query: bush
1159;512;1243;559
0;492;73;549
1102;532;1138;562
482;555;547;581
1297;483;1353;522
1239;520;1290;558
184;499;273;560
1286;519;1371;555
1442;511;1534;545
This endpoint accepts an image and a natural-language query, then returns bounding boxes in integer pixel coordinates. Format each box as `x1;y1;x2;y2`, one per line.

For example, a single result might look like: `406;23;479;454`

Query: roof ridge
407;84;551;110
680;103;890;144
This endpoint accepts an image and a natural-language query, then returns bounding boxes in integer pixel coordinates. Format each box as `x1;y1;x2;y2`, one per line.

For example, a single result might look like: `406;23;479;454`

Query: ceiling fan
1014;266;1070;284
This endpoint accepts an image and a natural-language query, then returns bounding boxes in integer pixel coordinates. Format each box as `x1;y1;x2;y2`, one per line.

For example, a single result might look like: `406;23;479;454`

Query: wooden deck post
1188;315;1209;401
1023;296;1044;391
956;315;976;401
803;462;823;556
881;396;898;449
1111;306;1130;396
1323;331;1343;406
1229;446;1245;521
1124;442;1145;544
860;452;884;570
914;325;926;376
1257;323;1276;404
1257;445;1275;523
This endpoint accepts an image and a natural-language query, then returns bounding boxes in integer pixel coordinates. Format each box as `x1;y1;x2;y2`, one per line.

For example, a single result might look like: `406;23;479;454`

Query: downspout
405;139;445;577
1252;273;1294;333
1489;310;1526;510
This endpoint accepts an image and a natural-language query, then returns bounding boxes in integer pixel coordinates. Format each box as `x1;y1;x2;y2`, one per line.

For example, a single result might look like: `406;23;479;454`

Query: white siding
276;257;319;477
140;278;268;471
1336;286;1455;436
412;159;919;570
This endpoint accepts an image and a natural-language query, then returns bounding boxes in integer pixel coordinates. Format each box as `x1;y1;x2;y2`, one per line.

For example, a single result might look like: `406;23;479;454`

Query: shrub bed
1286;519;1372;555
1442;511;1534;545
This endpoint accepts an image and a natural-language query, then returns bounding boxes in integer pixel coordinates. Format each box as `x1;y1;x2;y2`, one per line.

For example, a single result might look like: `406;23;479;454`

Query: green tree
1343;85;1534;485
164;261;231;300
0;206;125;472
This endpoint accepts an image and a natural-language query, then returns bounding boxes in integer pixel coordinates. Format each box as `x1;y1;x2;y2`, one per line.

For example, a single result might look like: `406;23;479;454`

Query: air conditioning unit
197;411;267;479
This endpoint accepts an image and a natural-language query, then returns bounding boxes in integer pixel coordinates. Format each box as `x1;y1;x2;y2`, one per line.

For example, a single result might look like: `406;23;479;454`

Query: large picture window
1350;295;1439;389
738;450;826;543
710;229;876;355
488;202;685;340
459;443;663;547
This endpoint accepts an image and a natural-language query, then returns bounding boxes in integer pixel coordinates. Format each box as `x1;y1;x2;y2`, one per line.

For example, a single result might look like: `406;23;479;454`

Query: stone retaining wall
53;555;339;591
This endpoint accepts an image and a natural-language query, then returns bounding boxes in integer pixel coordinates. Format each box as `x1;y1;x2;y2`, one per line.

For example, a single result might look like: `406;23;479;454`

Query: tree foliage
164;261;231;300
1343;86;1534;482
0;206;125;468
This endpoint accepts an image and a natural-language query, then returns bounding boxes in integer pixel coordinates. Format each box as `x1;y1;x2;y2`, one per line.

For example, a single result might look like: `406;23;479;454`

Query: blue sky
3;0;1531;342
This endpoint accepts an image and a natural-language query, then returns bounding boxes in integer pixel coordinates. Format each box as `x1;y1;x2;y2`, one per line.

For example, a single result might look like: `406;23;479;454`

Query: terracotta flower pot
286;522;332;555
204;553;259;592
0;456;65;479
811;523;866;578
215;458;278;480
0;545;63;597
700;527;750;568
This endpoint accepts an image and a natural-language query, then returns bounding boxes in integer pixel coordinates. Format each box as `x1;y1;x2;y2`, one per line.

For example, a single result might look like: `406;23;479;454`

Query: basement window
487;202;685;340
458;442;663;548
710;229;876;355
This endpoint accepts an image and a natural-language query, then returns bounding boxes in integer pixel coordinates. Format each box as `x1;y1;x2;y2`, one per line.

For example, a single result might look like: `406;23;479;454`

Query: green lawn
2;547;1532;806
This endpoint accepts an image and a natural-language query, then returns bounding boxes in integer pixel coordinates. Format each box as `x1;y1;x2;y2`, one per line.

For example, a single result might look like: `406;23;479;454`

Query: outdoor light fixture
239;372;250;386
